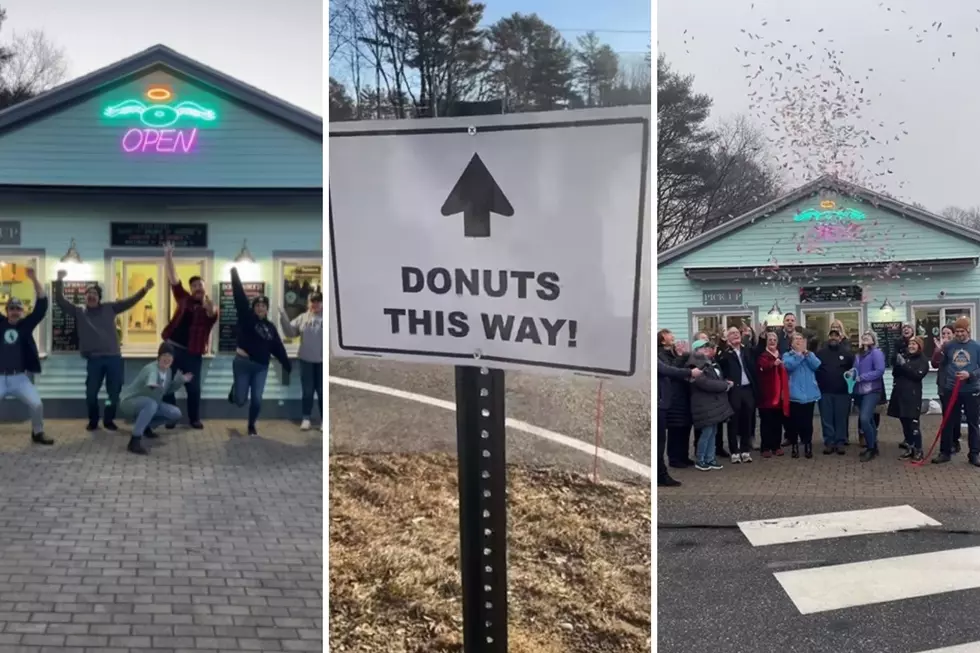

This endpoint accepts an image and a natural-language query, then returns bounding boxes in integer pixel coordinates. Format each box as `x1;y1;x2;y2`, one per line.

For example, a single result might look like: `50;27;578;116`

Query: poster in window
218;281;266;353
282;266;322;322
51;281;96;352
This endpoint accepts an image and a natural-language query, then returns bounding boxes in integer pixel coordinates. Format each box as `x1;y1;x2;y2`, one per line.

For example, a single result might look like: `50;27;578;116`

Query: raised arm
279;308;301;338
53;271;78;317
163;242;179;287
21;268;48;330
109;279;153;315
229;267;251;319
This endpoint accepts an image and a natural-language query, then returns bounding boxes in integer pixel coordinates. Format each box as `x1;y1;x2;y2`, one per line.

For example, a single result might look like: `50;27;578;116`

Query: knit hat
251;295;269;308
954;317;971;331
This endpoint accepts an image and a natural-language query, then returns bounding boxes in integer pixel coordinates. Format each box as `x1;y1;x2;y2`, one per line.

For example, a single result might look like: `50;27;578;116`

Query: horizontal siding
0;71;321;188
1;202;320;401
657;191;980;400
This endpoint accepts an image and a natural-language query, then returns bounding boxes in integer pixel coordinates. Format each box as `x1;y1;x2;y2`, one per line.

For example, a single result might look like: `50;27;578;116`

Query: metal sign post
455;364;508;652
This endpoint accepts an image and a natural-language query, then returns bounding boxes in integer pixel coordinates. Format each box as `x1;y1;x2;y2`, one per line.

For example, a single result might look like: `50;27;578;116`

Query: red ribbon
911;378;963;466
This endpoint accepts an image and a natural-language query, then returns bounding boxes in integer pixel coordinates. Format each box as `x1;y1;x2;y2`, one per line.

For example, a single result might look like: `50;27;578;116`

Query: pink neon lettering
119;128;198;154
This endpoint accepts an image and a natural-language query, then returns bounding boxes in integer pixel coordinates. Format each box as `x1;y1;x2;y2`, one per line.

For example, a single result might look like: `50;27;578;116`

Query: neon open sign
794;200;866;222
103;85;217;154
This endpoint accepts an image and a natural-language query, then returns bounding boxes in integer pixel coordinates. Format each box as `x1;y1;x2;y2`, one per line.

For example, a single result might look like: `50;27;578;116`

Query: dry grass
329;453;651;653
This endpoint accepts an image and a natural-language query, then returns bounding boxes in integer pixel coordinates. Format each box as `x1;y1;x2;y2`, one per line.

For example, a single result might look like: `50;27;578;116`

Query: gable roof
0;44;322;139
657;175;980;267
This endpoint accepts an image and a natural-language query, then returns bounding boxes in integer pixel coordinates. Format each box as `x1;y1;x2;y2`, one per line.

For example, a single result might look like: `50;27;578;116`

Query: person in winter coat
756;331;789;457
830;319;852;352
718;326;758;464
853;331;887;462
663;338;696;469
657;329;701;487
688;339;734;471
931;325;958;453
816;328;855;455
783;333;822;459
888;336;930;462
891;323;916;367
934;317;980;466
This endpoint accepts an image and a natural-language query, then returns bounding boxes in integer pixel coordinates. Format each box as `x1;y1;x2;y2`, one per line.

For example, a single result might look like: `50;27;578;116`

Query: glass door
802;309;861;350
117;261;163;352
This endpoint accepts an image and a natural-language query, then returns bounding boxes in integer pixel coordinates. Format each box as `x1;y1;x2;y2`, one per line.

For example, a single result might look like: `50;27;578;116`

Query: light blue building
658;176;980;401
0;44;322;418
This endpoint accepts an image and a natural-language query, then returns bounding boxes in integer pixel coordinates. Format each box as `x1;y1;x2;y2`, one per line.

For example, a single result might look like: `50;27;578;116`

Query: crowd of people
0;243;323;455
657;312;980;487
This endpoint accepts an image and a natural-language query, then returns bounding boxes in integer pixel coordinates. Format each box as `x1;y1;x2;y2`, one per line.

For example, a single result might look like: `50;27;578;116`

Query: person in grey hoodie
55;269;153;431
278;292;323;431
119;343;190;455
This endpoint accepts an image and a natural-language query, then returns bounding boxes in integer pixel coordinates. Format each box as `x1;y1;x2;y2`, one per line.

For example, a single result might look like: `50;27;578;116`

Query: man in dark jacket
688;340;734;470
0;268;52;445
718;327;758;463
935;317;980;465
815;329;855;454
657;329;701;487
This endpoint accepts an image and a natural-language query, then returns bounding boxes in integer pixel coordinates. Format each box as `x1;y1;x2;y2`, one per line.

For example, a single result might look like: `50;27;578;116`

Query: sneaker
300;419;312;431
740;452;752;463
911;449;924;463
859;448;878;462
85;421;99;431
695;462;711;471
31;432;53;446
899;442;910;451
969;454;980;468
836;446;846;455
103;421;118;432
247;426;258;437
190;421;204;430
774;448;785;457
127;437;148;455
731;454;741;464
899;448;913;460
708;462;724;470
761;450;772;459
658;475;682;487
932;453;952;464
823;446;835;455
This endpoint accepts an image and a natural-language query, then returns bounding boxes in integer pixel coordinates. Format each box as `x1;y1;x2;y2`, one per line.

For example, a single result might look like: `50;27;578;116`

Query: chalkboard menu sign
870;321;904;368
110;222;208;248
218;281;266;353
51;281;95;352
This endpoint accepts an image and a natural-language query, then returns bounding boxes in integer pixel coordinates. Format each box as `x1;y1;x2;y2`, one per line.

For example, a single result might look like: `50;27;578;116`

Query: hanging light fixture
880;298;895;313
59;238;83;265
233;239;255;264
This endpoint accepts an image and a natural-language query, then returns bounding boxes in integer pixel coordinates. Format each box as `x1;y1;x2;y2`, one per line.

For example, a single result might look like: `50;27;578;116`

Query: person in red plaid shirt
160;242;218;428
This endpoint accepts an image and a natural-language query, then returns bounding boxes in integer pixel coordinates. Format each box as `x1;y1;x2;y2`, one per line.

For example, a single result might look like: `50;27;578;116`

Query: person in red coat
756;331;790;457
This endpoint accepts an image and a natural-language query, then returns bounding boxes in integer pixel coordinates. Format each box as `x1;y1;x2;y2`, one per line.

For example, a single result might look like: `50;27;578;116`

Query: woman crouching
119;343;192;455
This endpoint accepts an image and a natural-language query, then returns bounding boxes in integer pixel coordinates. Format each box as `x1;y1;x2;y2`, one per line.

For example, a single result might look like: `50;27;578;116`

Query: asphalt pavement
658;496;980;653
329;356;651;480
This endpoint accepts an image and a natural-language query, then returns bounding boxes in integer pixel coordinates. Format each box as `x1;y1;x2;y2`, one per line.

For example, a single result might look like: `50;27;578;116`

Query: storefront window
279;260;322;346
0;258;44;354
693;313;752;339
802;309;861;350
914;305;974;360
113;258;208;353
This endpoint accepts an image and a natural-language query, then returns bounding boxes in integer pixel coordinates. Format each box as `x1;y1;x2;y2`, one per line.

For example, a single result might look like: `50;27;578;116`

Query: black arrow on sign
440;153;514;238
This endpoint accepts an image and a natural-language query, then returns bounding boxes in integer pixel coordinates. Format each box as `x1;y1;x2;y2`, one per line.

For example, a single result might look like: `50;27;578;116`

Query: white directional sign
329;106;650;378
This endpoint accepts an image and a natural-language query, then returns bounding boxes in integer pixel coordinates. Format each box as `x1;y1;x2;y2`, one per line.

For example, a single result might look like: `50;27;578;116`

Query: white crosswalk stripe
737;505;940;547
914;642;980;652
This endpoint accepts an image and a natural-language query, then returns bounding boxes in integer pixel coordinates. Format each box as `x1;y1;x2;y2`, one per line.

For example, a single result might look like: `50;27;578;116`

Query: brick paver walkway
664;414;980;499
0;420;322;652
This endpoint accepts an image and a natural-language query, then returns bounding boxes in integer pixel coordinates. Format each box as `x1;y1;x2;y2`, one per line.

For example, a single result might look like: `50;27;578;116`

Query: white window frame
109;255;211;356
276;257;322;356
0;255;46;356
911;302;977;367
690;310;755;339
800;306;865;347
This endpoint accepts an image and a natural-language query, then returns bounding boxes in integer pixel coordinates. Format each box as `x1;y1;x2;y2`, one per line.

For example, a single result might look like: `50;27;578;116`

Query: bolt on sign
103;84;217;154
328;106;650;378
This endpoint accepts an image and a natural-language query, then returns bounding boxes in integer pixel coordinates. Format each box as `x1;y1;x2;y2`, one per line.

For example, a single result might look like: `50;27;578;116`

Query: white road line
328;376;651;479
915;642;980;653
774;545;980;615
738;505;941;547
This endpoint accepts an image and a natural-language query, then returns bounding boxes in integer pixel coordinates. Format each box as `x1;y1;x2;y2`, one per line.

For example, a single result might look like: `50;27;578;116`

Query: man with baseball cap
935;316;980;466
0;268;51;445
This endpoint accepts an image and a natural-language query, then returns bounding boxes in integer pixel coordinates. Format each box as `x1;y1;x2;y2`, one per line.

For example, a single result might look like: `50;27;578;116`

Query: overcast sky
659;0;980;212
2;0;322;114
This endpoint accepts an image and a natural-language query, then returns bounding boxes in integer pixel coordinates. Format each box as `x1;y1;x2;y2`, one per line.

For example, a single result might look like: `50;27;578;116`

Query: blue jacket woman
781;333;822;458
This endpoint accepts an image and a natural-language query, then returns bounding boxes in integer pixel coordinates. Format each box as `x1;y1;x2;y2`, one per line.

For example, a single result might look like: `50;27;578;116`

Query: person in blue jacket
783;332;822;459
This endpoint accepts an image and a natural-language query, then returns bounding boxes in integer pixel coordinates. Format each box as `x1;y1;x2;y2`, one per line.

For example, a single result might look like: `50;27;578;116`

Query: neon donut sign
103;85;217;154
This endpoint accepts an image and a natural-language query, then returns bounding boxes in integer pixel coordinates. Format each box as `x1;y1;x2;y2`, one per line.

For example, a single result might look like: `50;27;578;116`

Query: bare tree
941;206;980;231
0;30;67;103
